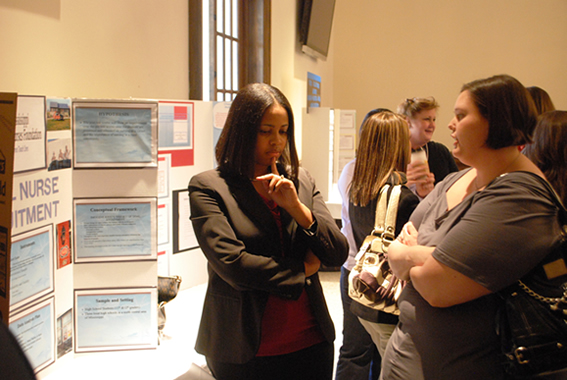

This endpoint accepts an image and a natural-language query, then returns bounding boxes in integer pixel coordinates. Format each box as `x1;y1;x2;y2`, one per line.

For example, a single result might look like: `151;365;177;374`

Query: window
215;0;239;101
189;0;271;101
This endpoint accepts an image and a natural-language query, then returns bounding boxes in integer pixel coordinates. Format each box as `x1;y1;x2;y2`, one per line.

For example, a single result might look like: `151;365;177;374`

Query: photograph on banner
10;224;54;311
56;220;72;269
74;288;157;353
72;100;158;168
73;197;157;263
14;95;47;173
47;137;72;171
158;100;194;167
172;189;198;253
46;98;71;131
9;297;55;373
56;308;73;358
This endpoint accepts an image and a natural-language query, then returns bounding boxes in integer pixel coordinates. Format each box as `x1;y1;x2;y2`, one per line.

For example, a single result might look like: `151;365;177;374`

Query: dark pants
335;266;380;380
206;341;334;380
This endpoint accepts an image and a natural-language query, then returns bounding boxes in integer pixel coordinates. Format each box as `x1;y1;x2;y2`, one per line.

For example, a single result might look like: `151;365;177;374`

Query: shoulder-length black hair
461;74;537;149
215;83;300;181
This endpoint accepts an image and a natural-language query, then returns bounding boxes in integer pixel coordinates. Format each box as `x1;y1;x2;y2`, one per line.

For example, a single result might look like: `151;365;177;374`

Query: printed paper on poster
14;96;47;173
9;298;55;373
73;101;157;168
73;198;157;263
10;225;54;311
75;288;157;352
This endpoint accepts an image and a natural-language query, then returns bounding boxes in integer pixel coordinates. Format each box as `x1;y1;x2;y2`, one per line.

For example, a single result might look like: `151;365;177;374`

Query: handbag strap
383;185;402;244
517;280;567;314
372;184;402;246
372;184;390;237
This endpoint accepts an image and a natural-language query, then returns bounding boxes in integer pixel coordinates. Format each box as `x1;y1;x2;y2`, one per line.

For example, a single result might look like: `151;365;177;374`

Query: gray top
382;169;562;380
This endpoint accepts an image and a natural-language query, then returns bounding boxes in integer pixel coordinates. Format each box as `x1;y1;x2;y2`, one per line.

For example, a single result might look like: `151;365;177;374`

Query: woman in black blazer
188;83;348;380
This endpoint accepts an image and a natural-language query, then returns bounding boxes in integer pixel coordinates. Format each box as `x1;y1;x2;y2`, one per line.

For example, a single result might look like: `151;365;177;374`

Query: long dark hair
215;83;300;181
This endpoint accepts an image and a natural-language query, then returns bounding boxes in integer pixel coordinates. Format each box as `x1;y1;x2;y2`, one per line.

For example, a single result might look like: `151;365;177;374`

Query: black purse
496;176;567;379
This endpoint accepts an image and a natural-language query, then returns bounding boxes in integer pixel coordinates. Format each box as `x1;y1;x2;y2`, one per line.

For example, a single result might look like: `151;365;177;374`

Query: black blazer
188;167;348;364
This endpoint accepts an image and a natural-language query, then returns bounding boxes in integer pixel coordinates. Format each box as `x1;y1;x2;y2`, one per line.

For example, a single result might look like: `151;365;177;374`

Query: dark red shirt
255;196;325;356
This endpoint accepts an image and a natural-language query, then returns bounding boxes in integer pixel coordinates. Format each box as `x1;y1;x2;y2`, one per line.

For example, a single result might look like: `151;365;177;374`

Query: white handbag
348;184;405;315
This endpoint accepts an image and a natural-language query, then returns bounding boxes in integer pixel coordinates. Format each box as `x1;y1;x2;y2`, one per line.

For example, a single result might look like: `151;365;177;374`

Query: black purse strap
494;172;567;313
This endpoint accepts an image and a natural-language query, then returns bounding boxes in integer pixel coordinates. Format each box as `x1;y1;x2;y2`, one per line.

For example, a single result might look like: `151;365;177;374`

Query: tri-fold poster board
0;93;213;378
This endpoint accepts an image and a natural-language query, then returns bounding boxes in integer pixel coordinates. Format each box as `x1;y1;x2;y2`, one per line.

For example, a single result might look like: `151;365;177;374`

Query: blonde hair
350;112;411;206
397;97;439;118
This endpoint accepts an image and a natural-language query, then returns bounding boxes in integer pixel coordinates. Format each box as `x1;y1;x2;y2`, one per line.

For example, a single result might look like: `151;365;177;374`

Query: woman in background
397;97;458;198
526;86;556;115
348;111;419;356
384;74;561;379
520;86;556;151
335;108;390;380
524;110;567;206
188;83;348;380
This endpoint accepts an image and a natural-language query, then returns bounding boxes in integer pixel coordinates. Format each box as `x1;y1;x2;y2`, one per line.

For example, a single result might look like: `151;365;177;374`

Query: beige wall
0;0;188;100
271;0;335;156
331;0;567;148
2;0;565;148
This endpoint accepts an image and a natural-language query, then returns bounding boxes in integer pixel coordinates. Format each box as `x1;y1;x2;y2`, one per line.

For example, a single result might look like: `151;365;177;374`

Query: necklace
473;153;522;190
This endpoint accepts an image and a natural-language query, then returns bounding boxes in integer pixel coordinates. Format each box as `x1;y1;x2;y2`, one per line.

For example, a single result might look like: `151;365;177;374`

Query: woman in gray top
382;74;563;379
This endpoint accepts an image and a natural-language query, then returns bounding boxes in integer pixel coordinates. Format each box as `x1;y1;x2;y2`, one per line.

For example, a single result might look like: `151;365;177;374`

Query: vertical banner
0;92;17;322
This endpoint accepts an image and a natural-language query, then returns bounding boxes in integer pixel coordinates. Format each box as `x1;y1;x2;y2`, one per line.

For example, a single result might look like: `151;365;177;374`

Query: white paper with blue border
72;100;158;168
9;297;56;373
74;288;157;352
73;197;157;263
10;224;54;311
